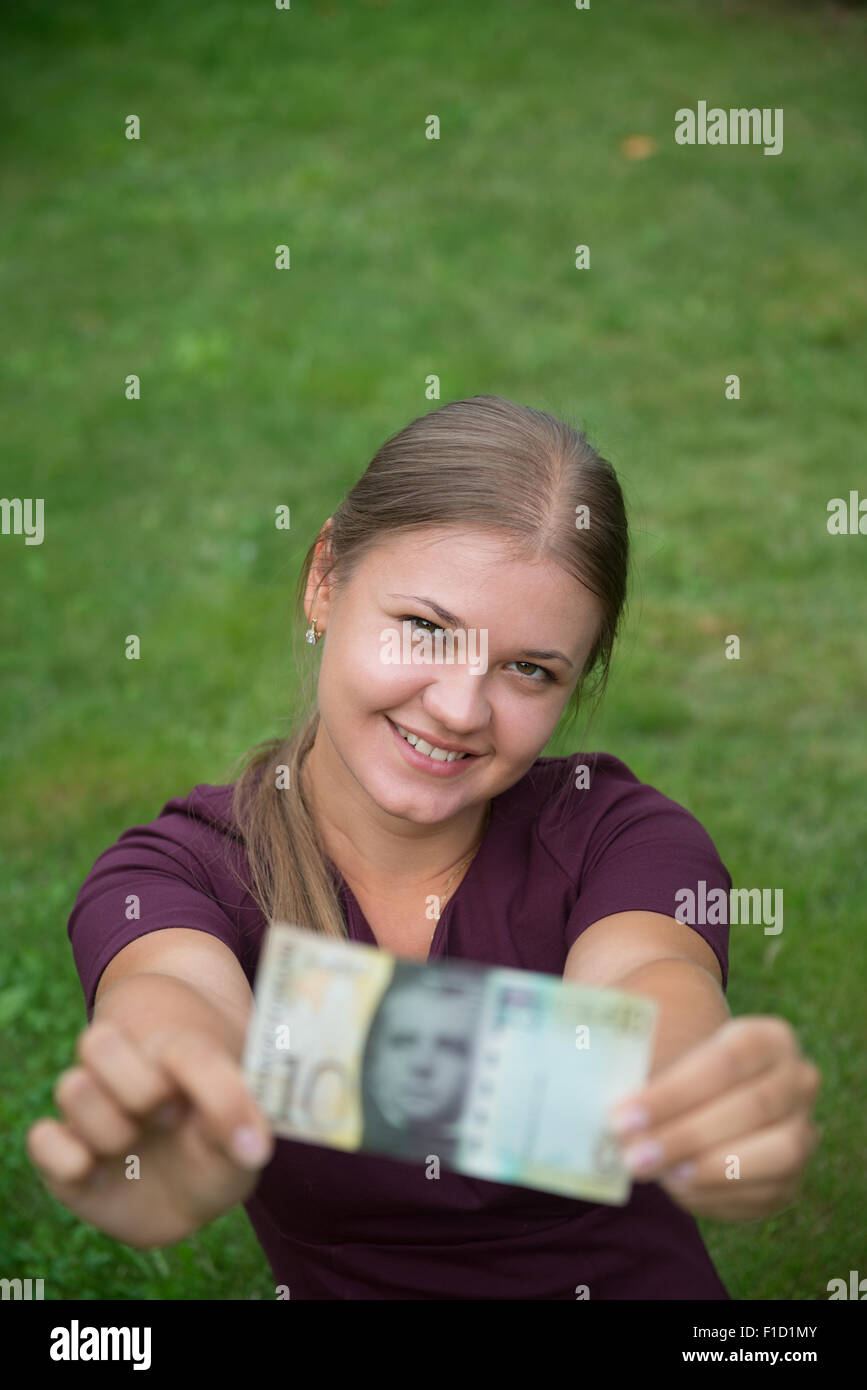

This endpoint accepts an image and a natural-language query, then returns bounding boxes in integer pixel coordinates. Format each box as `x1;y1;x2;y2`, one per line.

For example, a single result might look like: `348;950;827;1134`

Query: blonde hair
224;395;629;939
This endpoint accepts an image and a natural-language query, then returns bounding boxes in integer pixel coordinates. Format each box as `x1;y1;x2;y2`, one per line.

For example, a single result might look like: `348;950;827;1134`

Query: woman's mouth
386;717;481;775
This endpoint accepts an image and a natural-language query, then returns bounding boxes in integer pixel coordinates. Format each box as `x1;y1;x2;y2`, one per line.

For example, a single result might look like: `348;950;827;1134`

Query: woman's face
308;526;604;826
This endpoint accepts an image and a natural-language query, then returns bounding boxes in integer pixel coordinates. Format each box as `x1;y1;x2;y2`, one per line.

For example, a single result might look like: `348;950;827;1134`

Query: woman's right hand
26;1015;276;1250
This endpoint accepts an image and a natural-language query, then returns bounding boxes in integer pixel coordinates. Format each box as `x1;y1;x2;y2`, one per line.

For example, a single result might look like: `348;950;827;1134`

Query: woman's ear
304;517;335;622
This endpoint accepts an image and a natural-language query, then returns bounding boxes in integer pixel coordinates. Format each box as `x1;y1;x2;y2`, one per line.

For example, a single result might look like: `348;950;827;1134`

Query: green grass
2;0;865;1300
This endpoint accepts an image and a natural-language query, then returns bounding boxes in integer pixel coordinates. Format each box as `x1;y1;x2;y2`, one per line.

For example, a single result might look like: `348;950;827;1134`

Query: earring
305;615;321;645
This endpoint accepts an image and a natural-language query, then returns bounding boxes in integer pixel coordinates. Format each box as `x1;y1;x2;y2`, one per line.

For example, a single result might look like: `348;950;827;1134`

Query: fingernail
623;1139;664;1172
232;1125;268;1167
610;1105;649;1137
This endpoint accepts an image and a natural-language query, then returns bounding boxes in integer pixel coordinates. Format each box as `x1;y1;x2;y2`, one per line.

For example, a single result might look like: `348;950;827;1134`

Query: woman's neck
300;742;491;897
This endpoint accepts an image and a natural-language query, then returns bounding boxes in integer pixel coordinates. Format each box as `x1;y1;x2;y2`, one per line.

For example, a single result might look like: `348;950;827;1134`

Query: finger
654;1114;821;1193
610;1016;800;1135
76;1020;178;1119
156;1032;274;1170
53;1066;141;1156
619;1055;820;1178
26;1116;97;1185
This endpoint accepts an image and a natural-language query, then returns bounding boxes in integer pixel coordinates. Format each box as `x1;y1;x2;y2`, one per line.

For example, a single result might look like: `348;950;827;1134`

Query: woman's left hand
608;1015;822;1220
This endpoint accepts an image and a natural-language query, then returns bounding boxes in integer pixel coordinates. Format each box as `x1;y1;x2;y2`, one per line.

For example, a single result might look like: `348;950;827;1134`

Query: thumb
154;1031;274;1170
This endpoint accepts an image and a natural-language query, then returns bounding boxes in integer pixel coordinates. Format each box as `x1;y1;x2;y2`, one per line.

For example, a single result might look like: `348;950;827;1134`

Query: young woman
27;395;821;1299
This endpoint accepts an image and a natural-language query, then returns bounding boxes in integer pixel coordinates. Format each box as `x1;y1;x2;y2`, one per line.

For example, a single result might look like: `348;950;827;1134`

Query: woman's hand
608;1015;822;1221
26;1015;275;1250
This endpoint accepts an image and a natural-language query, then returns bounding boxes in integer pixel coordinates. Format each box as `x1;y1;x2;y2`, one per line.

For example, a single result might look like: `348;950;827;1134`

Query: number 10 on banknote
242;922;658;1205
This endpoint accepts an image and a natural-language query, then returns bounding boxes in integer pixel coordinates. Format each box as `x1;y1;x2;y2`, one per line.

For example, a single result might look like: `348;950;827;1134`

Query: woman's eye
406;615;445;636
399;616;558;685
513;661;556;683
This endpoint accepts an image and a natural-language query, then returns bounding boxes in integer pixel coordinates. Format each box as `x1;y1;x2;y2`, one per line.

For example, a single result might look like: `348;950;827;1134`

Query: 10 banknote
242;922;658;1204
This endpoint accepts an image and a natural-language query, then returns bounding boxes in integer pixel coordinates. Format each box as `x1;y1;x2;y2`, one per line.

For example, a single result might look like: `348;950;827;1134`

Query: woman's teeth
394;722;469;762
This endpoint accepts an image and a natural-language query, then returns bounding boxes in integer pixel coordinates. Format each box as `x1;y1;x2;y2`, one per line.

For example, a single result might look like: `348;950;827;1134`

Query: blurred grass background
1;0;865;1299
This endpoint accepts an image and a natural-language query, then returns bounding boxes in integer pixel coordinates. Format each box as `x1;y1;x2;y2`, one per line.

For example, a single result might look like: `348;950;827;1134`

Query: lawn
1;0;865;1300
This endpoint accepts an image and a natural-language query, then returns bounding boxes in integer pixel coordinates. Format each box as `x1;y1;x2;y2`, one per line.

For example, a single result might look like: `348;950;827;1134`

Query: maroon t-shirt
67;751;732;1300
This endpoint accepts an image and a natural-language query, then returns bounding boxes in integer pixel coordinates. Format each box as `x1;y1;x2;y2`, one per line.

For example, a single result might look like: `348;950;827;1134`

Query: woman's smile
385;715;484;777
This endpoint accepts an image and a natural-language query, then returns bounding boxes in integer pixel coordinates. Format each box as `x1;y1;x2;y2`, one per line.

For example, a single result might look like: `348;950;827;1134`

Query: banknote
242;921;658;1204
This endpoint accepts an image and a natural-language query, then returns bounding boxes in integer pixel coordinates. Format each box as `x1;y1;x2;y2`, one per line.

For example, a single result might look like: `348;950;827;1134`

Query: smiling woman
233;394;623;937
44;394;821;1301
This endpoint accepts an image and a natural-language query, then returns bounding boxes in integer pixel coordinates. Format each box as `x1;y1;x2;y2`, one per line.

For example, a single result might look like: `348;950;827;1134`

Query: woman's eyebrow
386;592;575;667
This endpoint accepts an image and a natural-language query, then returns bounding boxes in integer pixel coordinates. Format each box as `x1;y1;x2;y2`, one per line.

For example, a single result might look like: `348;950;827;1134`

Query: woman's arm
93;926;255;1048
564;909;730;1075
606;955;730;1079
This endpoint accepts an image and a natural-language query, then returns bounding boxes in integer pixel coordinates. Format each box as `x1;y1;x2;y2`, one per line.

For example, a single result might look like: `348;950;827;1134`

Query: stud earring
305;615;321;645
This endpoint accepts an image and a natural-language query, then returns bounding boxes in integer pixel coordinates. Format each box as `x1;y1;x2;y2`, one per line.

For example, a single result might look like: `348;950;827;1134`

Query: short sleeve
68;807;243;1022
563;783;731;991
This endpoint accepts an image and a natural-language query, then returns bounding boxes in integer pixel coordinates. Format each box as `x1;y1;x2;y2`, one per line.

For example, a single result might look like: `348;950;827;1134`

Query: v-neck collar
339;801;497;963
